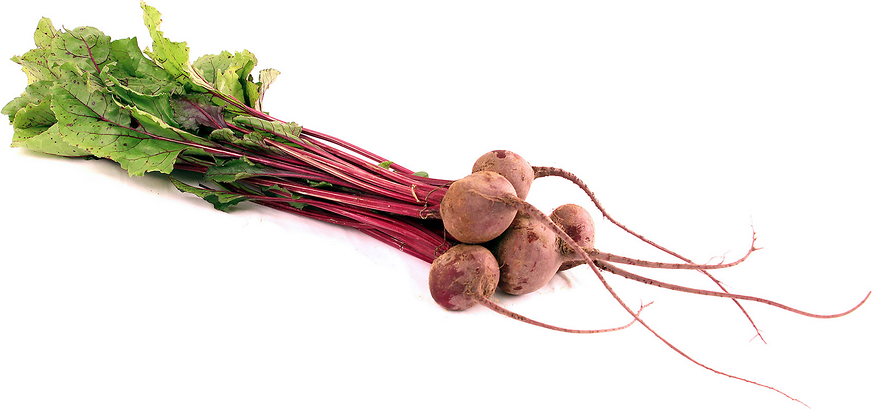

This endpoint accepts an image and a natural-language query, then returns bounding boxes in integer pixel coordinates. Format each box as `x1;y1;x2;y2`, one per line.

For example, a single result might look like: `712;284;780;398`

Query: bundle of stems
171;121;457;263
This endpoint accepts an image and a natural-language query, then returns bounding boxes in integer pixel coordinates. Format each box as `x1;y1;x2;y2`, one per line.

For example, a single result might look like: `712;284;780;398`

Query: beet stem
263;139;428;205
302;127;415;174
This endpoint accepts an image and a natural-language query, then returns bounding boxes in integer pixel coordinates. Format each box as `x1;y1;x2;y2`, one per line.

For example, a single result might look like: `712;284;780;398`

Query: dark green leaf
205;156;266;183
262;184;306;209
306;180;333;188
232;116;303;142
170;177;248;212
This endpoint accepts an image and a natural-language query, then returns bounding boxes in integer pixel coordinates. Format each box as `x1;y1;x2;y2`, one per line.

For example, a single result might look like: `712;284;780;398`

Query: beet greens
3;3;455;263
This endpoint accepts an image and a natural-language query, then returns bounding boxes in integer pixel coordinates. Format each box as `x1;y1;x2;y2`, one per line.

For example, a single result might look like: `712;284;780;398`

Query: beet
439;171;518;244
551;203;596;250
471;150;535;200
428;244;500;311
495;215;563;296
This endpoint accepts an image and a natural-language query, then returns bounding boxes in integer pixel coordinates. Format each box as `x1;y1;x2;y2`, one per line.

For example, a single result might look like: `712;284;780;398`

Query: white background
1;1;870;408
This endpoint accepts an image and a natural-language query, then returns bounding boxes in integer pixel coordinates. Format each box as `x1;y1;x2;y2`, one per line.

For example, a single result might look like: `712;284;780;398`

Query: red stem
263;139;431;205
302;127;416;175
245;177;439;219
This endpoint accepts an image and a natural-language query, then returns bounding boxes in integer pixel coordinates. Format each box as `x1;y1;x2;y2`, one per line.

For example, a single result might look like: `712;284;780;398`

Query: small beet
551;203;596;272
429;244;500;311
551;203;596;250
430;244;651;335
471;150;535;200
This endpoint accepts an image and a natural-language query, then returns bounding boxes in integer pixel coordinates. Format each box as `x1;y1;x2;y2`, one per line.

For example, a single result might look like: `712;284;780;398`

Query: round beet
471;150;535;200
551;203;596;250
430;244;649;337
429;244;500;311
439;171;518;244
495;215;563;295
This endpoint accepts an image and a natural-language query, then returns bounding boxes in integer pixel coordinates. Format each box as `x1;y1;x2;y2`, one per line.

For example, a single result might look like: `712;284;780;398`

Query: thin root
597;260;870;319
533;165;768;343
502;195;811;407
477;295;652;334
585;230;759;270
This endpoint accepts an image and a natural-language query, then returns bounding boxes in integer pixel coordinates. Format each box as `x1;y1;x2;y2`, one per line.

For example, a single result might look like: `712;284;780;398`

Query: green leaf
204;155;305;183
262;184;306;209
139;3;281;117
141;1;212;92
204;156;264;183
4;77;88;157
192;51;254;86
378;160;393;170
99;50;181;129
306;180;333;188
169;177;248;212
3;80;53;122
193;50;258;102
209;127;253;146
216;67;245;104
255;69;280;111
11;125;47;146
412;171;429;177
209;128;300;157
11;18;61;83
50;64;206;176
231;116;303;143
243;77;260;110
24;79;53;101
33;17;58;49
50;26;114;76
3;94;31;121
109;37;143;76
106;37;182;93
11;123;90;157
101;66;179;128
12;98;54;129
